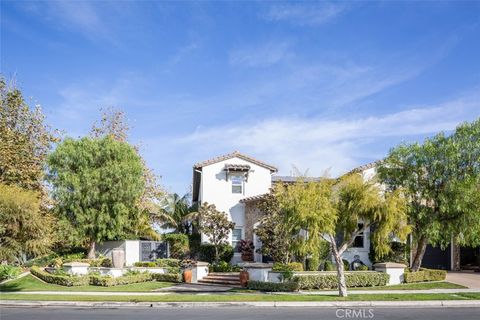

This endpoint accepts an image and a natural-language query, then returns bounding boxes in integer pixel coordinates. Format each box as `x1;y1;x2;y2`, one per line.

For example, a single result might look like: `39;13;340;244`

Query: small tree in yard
327;174;410;297
47;136;145;258
197;203;235;263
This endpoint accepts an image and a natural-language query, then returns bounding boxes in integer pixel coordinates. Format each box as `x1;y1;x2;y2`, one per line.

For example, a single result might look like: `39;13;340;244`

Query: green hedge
30;266;89;286
247;280;299;292
293;272;390;290
151;272;182;283
89;272;153;287
199;244;234;263
404;268;446;283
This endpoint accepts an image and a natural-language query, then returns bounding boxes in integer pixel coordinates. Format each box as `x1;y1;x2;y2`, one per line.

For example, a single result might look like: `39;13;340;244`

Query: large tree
0;184;53;263
328;174;410;297
159;193;197;234
47;136;145;258
378;118;480;271
0;78;58;191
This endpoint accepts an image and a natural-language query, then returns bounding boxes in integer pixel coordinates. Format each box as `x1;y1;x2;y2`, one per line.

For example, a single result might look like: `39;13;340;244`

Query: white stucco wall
199;156;273;254
96;240;140;266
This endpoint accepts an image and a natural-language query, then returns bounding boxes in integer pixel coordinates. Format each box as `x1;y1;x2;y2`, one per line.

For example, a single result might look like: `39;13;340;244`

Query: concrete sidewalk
2;288;480;296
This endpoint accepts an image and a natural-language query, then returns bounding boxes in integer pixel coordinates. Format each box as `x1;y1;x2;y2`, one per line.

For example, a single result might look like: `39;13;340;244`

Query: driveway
446;271;480;289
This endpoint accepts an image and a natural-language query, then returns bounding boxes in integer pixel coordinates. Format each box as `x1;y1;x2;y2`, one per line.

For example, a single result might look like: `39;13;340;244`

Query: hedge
404;268;446;283
163;234;189;259
293;272;390;290
199;244;234;263
247;280;299;292
89;272;153;287
30;266;89;286
272;262;304;272
151;272;183;283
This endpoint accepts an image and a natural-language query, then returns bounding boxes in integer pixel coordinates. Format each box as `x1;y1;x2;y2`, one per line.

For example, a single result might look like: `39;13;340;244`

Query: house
191;151;375;266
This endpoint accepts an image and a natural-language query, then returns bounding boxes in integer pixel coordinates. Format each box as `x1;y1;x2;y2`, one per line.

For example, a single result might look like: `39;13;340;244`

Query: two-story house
192;151;374;265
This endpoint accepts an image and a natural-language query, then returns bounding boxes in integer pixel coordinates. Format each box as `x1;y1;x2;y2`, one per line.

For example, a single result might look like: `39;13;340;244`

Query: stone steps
198;272;241;286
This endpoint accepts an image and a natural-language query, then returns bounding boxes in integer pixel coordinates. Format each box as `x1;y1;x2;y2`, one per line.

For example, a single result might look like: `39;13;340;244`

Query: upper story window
231;175;243;194
353;223;365;248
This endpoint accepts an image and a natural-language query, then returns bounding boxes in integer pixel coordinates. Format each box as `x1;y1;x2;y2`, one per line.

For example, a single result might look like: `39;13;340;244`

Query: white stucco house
192;151;377;266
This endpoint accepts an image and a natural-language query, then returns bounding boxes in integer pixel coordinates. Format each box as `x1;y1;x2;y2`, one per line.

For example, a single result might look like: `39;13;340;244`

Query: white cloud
171;90;480;178
229;41;293;67
264;2;350;26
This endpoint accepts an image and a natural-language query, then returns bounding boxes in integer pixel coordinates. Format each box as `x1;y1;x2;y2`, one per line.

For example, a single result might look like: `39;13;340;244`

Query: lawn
1;293;480;302
0;275;174;292
350;281;466;290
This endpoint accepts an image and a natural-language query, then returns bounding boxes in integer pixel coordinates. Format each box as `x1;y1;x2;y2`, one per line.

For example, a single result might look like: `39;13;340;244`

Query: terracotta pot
239;270;249;287
183;269;192;283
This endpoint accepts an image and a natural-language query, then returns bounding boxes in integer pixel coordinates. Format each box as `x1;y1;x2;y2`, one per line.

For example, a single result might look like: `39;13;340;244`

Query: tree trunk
330;235;348;297
87;240;96;259
214;245;219;263
411;235;428;272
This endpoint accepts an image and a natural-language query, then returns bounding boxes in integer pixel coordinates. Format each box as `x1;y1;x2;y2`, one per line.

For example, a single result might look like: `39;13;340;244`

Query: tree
378;118;480;271
47;136;145;258
159;193;197;234
327;174;410;297
0;78;58;192
197;203;235;263
0;184;53;263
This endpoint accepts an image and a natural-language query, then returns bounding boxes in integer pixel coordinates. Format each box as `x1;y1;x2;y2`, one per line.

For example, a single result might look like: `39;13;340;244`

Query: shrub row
293;272;390;290
272;262;304;272
404;268;446;283
133;258;180;268
30;266;89;286
151;272;183;283
89;272;153;287
63;258;113;268
246;280;299;292
209;261;241;273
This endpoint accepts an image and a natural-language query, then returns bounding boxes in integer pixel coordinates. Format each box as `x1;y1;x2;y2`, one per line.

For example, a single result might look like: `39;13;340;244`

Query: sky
1;1;480;194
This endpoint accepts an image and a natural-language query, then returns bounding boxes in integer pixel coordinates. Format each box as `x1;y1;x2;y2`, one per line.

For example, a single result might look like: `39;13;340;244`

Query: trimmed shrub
30;266;89;286
155;258;181;268
199;244;234;263
0;265;21;281
134;262;156;267
306;256;320;271
288;262;304;271
247;280;299;292
343;259;350;271
188;233;202;259
163;234;189;259
151;272;182;283
356;265;369;271
404;268;446;283
210;261;241;272
293;272;389;290
89;272;152;287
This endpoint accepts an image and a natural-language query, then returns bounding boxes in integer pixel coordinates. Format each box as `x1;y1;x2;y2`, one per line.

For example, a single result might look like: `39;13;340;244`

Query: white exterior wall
199;157;273;260
96;240;140;266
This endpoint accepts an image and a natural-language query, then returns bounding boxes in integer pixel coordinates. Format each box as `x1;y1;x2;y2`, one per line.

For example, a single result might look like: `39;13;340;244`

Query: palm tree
159;193;197;234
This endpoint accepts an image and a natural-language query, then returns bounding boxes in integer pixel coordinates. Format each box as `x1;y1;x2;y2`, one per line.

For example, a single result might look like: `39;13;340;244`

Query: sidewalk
2;288;480;296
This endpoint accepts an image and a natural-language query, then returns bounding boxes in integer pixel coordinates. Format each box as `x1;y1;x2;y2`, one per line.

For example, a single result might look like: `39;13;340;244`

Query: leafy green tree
328;174;410;297
47;136;145;258
378;118;480;271
0;184;53;263
159;193;197;234
197;203;235;263
0;78;58;192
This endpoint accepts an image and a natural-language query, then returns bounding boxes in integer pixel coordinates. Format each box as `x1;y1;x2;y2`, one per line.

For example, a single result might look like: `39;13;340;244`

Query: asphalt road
1;307;480;320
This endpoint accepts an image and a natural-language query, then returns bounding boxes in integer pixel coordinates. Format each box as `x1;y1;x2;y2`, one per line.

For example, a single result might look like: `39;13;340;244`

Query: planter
183;269;192;283
241;253;254;262
239;270;249;287
111;249;125;268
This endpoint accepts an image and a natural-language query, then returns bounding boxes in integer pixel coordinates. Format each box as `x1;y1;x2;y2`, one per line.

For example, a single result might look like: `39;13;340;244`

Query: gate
139;241;169;262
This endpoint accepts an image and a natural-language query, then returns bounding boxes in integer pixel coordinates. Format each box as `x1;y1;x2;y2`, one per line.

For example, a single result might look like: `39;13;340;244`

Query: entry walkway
446;271;480;289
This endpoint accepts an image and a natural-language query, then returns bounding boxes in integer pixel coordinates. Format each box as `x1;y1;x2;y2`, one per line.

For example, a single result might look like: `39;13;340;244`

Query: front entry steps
197;272;241;286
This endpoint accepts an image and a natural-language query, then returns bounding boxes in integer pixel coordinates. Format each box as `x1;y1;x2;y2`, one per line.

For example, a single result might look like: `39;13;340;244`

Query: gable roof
194;151;278;172
345;160;382;175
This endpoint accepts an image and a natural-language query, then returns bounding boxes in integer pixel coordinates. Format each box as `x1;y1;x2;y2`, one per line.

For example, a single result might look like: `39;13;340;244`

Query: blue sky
2;1;480;194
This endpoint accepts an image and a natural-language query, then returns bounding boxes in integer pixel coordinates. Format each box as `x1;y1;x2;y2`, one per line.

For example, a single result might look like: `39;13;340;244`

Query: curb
1;300;480;308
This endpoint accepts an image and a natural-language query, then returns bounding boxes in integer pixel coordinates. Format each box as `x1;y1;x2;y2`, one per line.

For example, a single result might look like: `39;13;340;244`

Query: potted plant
239;267;249;287
239;240;255;262
181;259;195;283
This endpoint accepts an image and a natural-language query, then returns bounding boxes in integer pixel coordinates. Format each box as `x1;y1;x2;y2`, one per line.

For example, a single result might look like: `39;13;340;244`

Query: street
1;306;480;320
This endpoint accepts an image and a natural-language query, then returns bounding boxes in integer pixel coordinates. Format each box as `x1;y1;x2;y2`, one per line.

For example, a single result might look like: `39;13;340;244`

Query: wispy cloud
264;2;350;26
229;41;293;67
170;89;480;178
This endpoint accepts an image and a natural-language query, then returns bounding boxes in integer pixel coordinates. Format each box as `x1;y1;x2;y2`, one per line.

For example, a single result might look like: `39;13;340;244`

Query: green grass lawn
0;275;174;292
350;281;466;290
1;293;479;302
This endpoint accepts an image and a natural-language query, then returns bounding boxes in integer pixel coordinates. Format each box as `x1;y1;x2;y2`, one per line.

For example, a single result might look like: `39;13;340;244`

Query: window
232;228;243;252
231;175;243;194
353;223;365;248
